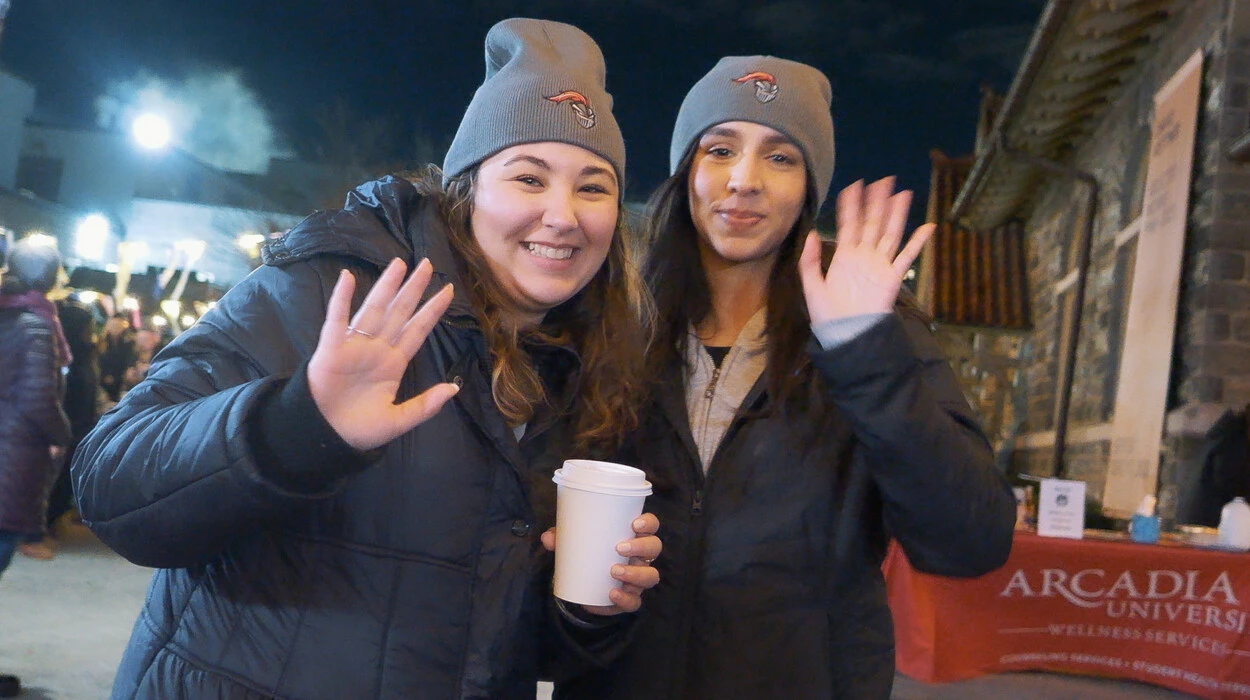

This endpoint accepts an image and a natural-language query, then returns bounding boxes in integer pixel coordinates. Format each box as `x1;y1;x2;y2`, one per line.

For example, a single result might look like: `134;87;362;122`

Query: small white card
1037;478;1086;539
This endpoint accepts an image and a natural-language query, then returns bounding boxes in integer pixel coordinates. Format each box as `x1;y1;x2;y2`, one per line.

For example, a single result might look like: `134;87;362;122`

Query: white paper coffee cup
552;459;652;607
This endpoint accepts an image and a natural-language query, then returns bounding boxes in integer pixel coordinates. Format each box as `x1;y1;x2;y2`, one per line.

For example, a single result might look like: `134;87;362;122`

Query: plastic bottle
1129;495;1160;544
1216;497;1250;551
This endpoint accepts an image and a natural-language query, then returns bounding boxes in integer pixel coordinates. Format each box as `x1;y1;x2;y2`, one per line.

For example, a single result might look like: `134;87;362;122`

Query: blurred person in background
0;238;73;698
97;312;137;405
42;292;102;536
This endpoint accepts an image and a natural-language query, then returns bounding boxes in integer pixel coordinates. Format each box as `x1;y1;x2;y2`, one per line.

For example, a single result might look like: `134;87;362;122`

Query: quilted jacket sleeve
72;260;373;569
811;313;1016;577
14;313;72;448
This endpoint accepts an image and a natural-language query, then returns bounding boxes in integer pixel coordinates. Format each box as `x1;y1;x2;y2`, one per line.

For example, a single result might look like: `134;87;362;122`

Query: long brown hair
408;165;650;452
644;147;924;416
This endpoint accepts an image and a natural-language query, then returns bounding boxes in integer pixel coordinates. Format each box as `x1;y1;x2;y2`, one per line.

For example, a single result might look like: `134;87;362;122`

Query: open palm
307;258;460;451
799;177;935;325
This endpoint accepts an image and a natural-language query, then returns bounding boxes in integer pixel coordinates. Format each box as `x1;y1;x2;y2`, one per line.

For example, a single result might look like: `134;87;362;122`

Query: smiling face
469;141;620;328
687;121;808;275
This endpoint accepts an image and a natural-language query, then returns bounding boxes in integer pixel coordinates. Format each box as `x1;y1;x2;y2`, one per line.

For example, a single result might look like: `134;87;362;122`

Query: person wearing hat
73;18;659;699
555;57;1015;698
0;237;73;699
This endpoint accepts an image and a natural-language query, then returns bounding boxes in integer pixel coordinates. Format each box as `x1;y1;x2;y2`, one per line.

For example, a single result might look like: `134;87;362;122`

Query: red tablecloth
885;531;1250;699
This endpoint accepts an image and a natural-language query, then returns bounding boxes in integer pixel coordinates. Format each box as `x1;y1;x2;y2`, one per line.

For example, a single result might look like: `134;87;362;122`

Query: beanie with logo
670;55;835;209
443;18;626;189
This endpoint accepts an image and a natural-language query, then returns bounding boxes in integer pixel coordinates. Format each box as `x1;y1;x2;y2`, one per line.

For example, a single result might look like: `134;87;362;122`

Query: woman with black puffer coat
0;237;72;699
558;56;1016;700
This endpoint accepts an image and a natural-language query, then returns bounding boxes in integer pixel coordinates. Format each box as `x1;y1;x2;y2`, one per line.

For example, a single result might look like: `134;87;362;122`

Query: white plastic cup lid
552;459;652;497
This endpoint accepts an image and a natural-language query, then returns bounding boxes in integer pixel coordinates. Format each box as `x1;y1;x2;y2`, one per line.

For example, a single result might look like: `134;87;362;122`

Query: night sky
1;0;1044;208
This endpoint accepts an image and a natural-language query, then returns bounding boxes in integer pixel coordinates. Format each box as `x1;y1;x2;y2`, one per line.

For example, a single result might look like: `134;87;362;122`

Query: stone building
929;0;1250;520
918;90;1031;449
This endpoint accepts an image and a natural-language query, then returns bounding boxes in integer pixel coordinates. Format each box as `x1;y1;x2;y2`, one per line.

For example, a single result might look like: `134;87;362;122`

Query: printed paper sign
1038;478;1086;539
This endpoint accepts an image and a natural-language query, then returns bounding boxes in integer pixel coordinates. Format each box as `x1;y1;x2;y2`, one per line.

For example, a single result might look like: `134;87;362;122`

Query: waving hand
308;258;460;451
798;177;935;325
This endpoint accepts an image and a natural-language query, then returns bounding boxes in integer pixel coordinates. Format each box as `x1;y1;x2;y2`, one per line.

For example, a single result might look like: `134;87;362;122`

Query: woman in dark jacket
0;238;72;699
72;18;659;700
557;56;1016;699
0;238;72;556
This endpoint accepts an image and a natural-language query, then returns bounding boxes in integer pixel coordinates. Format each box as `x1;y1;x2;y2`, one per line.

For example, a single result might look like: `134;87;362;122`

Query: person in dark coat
97;312;137;404
45;295;100;528
0;237;73;699
72;18;659;700
556;56;1016;699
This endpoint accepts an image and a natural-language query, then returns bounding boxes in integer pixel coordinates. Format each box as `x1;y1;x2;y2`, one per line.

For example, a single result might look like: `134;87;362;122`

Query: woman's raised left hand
799;176;935;325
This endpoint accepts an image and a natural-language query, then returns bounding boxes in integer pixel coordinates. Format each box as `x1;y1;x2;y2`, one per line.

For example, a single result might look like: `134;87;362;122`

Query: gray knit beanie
443;18;625;188
3;238;61;293
671;56;835;209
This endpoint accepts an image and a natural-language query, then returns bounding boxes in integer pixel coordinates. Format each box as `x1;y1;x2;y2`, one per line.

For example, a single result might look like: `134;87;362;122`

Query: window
16;156;64;202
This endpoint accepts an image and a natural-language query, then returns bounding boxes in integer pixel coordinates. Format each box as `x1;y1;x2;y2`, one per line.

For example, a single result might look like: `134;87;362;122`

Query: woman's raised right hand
308;258;460;451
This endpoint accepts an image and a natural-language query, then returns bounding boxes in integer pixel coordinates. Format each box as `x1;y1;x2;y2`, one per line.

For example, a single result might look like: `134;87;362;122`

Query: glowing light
160;299;181;318
23;232;58;249
177;239;207;264
237;233;265;248
75;214;110;260
150;315;168;327
132;113;172;150
76;291;100;304
181;315;196;328
122;296;140;312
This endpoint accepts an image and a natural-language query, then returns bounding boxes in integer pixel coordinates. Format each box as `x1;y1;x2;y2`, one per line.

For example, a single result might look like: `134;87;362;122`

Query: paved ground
0;521;1201;699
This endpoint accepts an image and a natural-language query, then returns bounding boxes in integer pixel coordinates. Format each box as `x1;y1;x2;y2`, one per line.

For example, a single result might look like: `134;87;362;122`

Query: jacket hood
262;176;474;318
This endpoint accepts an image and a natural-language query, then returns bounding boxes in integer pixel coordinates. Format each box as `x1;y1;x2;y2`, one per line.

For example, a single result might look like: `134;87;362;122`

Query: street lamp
131;112;172;151
74;214;110;261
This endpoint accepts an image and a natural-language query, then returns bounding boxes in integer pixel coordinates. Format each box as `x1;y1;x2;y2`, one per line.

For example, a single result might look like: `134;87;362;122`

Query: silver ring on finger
346;326;378;339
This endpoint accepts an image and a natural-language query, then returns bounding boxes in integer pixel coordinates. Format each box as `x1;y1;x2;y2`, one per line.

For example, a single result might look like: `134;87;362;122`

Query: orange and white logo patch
546;90;596;129
733;71;778;103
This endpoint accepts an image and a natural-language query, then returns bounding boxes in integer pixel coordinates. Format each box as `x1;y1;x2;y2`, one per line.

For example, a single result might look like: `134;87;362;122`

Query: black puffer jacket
557;314;1016;699
0;304;72;533
74;177;607;699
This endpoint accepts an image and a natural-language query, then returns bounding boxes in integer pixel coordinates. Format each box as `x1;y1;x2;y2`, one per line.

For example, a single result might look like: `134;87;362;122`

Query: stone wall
933;327;1027;445
1008;0;1236;516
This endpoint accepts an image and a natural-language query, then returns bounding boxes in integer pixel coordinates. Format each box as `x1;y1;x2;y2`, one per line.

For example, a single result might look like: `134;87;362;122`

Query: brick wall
1009;0;1234;509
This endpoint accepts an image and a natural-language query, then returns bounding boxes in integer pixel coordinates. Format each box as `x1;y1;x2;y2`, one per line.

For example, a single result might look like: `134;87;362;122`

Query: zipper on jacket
692;488;705;516
703;366;721;400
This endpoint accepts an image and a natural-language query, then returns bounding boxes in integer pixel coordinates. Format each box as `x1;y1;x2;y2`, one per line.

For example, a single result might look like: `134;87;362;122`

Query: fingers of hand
878;189;912;257
858;176;895;249
348;258;407;338
836;179;864;247
798;230;825;297
631;513;660;537
395;381;460;429
894;222;937;276
378;258;433;342
395;283;454;357
321;269;357;345
616;535;661;561
540;527;556;552
611;562;660;590
606;589;642;613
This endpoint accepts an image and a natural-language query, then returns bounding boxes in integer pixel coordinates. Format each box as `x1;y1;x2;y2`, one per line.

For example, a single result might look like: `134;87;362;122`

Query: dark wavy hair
643;146;924;417
407;165;650;453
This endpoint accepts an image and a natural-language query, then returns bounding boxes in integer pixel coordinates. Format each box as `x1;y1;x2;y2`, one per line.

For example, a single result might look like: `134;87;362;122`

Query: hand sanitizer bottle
1217;497;1250;551
1129;495;1160;544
